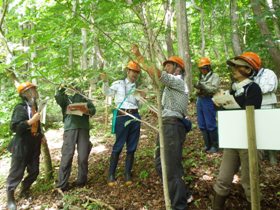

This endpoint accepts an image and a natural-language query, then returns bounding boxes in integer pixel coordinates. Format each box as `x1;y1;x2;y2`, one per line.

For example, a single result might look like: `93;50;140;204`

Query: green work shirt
55;89;96;131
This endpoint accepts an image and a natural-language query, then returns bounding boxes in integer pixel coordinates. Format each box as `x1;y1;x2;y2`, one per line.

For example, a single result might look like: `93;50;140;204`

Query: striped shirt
160;72;189;118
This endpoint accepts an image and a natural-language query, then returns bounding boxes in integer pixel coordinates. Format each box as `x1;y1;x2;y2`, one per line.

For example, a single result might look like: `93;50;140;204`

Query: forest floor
0;103;280;209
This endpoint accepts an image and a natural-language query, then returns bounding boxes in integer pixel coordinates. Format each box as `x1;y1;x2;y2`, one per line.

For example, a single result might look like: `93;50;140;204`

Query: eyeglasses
199;67;209;71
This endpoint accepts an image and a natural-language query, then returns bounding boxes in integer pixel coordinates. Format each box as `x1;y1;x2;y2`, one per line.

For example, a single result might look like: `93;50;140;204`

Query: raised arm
131;44;161;79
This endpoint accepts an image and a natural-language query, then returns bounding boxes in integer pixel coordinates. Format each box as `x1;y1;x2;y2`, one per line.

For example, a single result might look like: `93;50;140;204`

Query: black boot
125;153;134;186
212;192;227;210
208;129;219;153
7;190;17;210
201;130;211;151
108;152;120;186
19;185;31;199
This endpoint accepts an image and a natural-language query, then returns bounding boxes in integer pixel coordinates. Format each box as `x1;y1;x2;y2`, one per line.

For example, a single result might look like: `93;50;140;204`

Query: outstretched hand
131;44;141;57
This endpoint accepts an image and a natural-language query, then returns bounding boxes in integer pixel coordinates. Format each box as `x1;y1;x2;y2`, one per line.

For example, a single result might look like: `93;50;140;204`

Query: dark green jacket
55;88;96;131
8;101;43;158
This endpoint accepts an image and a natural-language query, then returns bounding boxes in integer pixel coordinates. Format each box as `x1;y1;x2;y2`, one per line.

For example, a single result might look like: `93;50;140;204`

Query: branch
117;108;158;131
0;0;8;29
86;196;115;210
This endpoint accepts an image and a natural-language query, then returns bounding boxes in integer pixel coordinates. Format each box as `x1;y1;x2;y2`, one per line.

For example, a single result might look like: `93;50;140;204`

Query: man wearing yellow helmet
6;82;44;210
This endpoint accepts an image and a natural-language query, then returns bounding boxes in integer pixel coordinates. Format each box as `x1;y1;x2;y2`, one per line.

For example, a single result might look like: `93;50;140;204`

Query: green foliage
82;200;104;210
139;170;149;180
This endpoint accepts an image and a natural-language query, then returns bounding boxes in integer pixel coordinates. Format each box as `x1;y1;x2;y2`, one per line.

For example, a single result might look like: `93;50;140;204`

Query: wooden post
246;106;260;210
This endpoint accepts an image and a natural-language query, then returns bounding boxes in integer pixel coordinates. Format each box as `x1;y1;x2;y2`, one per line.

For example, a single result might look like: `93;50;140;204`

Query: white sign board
218;109;280;150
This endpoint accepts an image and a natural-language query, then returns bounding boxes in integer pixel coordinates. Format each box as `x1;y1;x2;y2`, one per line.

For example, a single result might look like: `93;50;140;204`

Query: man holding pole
212;53;262;209
132;45;191;210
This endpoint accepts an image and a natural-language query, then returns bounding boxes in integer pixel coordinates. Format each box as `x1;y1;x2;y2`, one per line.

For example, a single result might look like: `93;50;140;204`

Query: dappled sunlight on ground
91;145;108;154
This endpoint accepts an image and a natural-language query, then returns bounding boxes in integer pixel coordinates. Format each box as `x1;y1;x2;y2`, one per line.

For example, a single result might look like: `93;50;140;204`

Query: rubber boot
208;129;219;153
212;192;227;210
124;153;134;186
19;185;31;199
201;130;211;151
7;190;17;210
108;152;120;186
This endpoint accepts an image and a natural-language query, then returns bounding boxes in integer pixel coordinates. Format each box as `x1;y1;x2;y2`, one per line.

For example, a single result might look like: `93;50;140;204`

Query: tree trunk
230;0;243;56
175;0;192;92
41;140;53;180
81;28;88;70
266;0;280;48
251;0;280;75
133;2;166;62
164;0;174;57
191;1;205;56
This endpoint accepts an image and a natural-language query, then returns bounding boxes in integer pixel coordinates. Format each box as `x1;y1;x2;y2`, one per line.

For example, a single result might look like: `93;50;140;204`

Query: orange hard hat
198;57;211;68
126;61;141;72
163;56;185;70
235;52;261;71
17;82;36;94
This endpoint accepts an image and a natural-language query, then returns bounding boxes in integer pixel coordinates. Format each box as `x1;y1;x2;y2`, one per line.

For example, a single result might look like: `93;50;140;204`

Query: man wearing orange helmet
236;52;278;164
101;60;142;186
132;45;191;210
6;82;44;210
195;57;220;153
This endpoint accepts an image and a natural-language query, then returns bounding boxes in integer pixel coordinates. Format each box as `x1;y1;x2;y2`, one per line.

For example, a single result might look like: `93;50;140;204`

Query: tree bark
133;2;166;62
164;0;174;57
230;0;243;56
251;0;280;75
175;0;192;92
266;0;280;48
192;1;205;56
41;140;53;180
81;28;88;70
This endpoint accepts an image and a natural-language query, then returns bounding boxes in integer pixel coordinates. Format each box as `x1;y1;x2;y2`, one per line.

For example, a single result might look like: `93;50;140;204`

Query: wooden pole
246;106;260;210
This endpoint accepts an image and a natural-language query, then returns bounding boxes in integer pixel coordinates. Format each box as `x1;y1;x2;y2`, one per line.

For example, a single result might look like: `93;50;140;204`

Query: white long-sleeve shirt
103;78;139;109
253;68;278;107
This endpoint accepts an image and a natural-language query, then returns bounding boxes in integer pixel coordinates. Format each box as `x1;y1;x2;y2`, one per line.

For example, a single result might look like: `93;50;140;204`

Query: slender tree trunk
221;33;230;59
230;0;243;56
191;1;205;56
81;28;88;70
68;0;77;70
251;0;280;75
266;0;280;48
210;9;220;59
30;21;53;180
133;2;166;62
131;2;171;208
164;0;174;57
41;140;53;180
175;0;192;92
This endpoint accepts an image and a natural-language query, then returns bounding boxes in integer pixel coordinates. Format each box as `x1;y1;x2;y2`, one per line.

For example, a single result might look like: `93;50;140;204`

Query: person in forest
131;44;192;210
243;52;278;165
55;84;96;191
194;57;220;153
6;82;45;210
212;53;262;210
100;61;142;186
